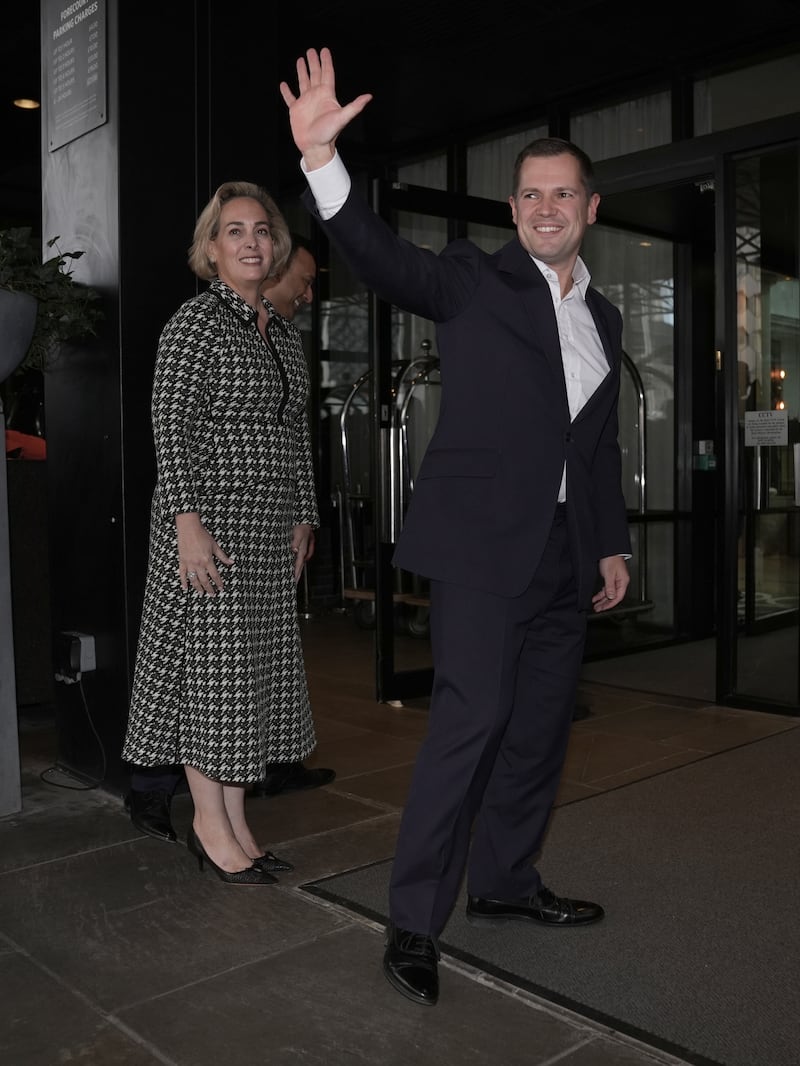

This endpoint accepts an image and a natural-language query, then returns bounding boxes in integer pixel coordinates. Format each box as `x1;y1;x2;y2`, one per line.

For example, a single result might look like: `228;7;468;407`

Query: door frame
716;137;800;713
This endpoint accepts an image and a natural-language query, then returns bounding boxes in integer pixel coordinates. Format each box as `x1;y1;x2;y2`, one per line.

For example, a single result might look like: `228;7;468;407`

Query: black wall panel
42;0;201;787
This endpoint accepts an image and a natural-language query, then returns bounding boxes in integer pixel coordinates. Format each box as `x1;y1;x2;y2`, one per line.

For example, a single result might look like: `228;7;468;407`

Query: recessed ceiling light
13;98;40;110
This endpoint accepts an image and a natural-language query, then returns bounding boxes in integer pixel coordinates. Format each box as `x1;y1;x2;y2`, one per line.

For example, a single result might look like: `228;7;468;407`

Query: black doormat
303;728;800;1066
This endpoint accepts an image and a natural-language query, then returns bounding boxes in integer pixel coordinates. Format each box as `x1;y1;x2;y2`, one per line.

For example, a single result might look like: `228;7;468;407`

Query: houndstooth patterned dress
121;280;319;782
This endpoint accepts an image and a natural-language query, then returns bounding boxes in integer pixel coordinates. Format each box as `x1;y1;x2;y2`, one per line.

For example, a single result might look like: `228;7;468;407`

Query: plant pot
0;287;37;385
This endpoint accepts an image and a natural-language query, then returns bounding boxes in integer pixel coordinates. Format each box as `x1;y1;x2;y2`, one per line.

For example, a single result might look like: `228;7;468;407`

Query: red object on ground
5;429;46;460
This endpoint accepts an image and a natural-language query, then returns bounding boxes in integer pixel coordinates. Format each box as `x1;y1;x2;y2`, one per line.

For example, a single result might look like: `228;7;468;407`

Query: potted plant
0;227;103;371
0;227;103;440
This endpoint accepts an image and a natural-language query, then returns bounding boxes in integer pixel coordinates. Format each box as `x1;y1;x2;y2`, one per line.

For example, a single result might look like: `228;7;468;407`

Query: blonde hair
188;181;292;281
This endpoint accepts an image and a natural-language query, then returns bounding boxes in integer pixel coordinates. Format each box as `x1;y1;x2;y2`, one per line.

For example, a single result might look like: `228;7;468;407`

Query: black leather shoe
125;789;177;843
383;924;440;1006
466;887;604;927
252;762;336;797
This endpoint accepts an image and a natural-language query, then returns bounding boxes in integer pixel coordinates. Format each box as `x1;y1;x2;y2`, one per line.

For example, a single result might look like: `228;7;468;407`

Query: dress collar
208;278;259;324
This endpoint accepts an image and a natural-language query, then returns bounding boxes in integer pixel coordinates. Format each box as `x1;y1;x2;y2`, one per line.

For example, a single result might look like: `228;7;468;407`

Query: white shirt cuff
301;150;351;220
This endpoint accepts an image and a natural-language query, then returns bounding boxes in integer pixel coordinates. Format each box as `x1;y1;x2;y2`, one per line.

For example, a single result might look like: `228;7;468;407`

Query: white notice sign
744;409;788;446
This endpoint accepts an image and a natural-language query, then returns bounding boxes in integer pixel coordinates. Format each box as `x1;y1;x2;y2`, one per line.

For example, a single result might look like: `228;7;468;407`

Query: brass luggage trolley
333;342;440;632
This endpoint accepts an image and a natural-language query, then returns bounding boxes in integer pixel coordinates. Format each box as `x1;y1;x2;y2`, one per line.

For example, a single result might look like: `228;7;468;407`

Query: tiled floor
4;610;798;1066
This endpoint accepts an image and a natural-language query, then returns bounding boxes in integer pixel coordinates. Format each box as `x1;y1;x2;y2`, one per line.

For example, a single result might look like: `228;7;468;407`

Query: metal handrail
621;348;648;607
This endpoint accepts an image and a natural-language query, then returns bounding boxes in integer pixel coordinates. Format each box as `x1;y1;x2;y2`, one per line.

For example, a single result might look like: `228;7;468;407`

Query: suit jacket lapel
497;240;566;396
574;289;621;422
497;242;621;419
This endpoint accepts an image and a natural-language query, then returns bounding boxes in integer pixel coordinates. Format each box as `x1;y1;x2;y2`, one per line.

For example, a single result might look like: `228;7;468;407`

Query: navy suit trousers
388;508;588;936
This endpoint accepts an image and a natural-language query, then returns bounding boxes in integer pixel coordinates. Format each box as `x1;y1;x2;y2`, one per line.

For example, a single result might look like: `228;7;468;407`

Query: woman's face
208;196;273;295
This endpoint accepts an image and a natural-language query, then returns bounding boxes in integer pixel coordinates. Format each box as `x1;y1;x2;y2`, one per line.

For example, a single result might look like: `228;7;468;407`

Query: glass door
721;143;800;710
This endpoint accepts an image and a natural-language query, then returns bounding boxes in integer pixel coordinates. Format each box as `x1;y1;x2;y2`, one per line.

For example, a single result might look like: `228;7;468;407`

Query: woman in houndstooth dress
122;182;318;883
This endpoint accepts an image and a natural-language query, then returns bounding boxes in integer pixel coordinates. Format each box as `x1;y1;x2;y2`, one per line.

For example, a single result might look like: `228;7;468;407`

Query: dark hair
286;231;314;265
511;137;596;198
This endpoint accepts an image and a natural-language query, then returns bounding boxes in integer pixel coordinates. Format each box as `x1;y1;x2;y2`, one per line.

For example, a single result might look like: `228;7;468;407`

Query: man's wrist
300;145;336;172
302;150;351;220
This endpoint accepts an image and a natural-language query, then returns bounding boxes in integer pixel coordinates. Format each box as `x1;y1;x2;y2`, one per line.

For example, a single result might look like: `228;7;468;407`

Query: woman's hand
175;512;233;596
291;523;315;584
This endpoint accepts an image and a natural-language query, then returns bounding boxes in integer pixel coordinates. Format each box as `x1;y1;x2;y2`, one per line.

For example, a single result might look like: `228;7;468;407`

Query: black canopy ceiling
2;1;800;230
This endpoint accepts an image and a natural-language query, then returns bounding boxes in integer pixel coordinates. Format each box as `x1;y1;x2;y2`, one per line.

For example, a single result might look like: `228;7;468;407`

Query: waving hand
279;47;373;170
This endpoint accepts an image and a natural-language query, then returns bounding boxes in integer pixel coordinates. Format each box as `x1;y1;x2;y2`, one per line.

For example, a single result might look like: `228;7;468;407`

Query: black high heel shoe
187;827;277;885
252;850;294;873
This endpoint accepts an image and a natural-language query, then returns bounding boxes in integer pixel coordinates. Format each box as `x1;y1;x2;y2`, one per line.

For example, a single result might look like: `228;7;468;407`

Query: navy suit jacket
309;188;632;607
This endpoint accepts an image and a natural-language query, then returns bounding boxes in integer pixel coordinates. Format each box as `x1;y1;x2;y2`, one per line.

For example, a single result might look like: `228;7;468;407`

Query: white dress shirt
532;257;608;501
301;152;351;218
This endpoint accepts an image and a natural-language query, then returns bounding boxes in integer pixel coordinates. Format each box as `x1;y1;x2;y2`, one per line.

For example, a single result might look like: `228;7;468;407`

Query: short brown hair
511;138;596;198
188;181;292;281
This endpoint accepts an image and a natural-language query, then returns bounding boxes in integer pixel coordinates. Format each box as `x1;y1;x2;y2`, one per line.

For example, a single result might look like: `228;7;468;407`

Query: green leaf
0;227;104;371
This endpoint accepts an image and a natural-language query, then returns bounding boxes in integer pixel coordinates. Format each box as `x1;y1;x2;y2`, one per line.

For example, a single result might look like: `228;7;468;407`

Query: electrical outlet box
55;631;96;682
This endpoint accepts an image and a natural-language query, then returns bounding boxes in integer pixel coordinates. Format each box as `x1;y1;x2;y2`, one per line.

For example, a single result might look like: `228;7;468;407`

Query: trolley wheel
404;605;430;639
352;599;376;630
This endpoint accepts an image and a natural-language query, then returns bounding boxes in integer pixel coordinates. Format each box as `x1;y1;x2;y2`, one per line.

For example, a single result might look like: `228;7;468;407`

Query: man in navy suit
281;48;631;1007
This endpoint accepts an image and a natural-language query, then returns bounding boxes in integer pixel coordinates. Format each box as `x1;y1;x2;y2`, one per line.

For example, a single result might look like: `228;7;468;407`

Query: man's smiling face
509;153;599;275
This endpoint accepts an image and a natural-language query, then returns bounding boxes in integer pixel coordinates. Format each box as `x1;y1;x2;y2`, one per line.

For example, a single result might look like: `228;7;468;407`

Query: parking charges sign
45;0;107;151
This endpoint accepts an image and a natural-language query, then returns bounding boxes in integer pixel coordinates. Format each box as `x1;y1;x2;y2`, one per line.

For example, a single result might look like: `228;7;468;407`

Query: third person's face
283;247;316;317
509;153;600;275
